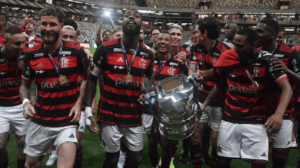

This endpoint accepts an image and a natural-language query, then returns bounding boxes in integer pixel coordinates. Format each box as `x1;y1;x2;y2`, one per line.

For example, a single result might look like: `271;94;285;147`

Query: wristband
85;107;93;117
22;98;30;107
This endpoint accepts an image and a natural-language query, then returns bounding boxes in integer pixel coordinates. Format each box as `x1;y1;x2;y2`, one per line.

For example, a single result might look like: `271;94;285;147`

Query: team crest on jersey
167;67;176;75
253;67;261;77
211;58;218;65
139;58;147;69
60;57;69;68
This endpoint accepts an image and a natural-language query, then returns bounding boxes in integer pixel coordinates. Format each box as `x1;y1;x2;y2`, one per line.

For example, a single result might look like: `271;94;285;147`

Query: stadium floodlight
104;11;110;17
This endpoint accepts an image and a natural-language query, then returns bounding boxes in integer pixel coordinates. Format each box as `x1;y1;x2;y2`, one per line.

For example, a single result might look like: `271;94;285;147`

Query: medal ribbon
120;38;139;75
1;47;19;84
47;40;63;75
155;54;171;76
202;41;216;70
243;66;255;84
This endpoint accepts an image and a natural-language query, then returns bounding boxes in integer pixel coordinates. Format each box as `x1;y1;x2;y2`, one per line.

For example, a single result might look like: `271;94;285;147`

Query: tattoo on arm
30;78;36;99
202;86;218;110
20;80;31;101
188;64;197;76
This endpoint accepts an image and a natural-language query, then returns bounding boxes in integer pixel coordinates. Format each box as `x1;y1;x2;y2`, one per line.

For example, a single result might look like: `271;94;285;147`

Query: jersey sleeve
188;46;197;65
145;52;154;78
91;45;107;77
266;58;287;83
22;52;35;81
288;50;300;75
76;48;90;75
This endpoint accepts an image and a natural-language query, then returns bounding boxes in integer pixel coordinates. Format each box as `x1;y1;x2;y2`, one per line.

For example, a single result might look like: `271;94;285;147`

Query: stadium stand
213;0;243;9
242;0;275;9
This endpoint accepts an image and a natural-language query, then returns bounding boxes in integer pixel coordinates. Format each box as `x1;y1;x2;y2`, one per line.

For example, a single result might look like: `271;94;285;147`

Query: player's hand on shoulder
265;113;283;134
270;58;289;74
23;102;35;119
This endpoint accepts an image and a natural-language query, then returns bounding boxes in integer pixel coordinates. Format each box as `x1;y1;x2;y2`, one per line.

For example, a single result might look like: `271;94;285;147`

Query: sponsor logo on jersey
115;77;143;87
154;60;158;64
139;58;147;69
0;80;17;86
167;67;176;75
253;63;262;66
197;49;202;52
113;48;123;52
0;59;4;62
212;52;220;57
36;70;45;74
292;59;297;65
140;52;149;57
229;84;258;94
274;54;284;58
60;57;69;68
60;51;71;55
170;62;178;66
40;79;70;90
34;53;44;58
117;57;124;62
0;72;6;75
114;65;125;69
192;56;197;60
229;73;237;78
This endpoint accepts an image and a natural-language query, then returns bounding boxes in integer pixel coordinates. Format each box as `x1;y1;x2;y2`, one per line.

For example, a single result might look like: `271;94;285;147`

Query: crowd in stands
243;0;275;9
213;0;243;9
146;0;160;7
182;0;203;8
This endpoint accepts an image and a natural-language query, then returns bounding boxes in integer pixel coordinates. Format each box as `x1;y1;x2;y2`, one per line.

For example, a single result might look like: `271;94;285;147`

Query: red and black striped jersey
189;41;231;107
22;41;90;127
258;45;300;120
0;52;23;106
295;46;300;106
93;38;154;127
214;49;287;124
154;56;188;83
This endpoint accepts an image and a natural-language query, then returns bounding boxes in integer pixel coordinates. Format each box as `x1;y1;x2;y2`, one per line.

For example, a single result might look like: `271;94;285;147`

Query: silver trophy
144;74;202;140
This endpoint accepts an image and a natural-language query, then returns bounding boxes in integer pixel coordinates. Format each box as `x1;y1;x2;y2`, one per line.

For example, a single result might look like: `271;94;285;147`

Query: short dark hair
259;18;279;33
124;9;142;21
0;12;8;25
39;6;65;23
159;30;172;37
236;28;258;43
192;24;197;31
196;17;220;39
63;19;77;31
151;28;161;34
4;26;23;41
112;28;122;36
102;30;111;38
278;26;285;36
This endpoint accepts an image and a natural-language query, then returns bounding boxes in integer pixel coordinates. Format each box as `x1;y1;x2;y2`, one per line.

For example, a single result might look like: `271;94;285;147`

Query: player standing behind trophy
188;17;231;168
141;31;188;168
20;6;96;168
84;9;154;168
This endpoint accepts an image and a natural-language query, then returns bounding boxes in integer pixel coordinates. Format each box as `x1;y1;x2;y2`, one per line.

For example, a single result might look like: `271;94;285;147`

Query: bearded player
85;9;154;168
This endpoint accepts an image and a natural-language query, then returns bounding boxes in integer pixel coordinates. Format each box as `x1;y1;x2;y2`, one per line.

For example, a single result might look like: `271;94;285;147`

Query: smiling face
40;15;63;45
156;33;172;54
122;10;142;36
276;31;285;45
4;33;26;58
168;28;182;48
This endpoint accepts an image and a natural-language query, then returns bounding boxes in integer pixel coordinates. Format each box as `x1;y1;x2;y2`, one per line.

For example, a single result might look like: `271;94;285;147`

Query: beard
41;30;60;45
122;22;141;36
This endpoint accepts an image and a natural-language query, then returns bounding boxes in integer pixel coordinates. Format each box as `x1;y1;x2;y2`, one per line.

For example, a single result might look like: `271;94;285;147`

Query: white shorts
100;123;144;153
78;111;85;133
270;119;297;148
199;103;222;131
24;122;77;157
142;114;154;134
0;104;30;136
217;120;269;161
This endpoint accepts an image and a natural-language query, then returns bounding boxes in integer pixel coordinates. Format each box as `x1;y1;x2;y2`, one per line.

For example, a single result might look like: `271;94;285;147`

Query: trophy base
159;122;197;140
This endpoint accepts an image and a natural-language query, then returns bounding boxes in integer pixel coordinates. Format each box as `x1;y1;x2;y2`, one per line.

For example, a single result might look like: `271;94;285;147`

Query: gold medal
58;75;68;85
125;74;132;83
252;81;259;91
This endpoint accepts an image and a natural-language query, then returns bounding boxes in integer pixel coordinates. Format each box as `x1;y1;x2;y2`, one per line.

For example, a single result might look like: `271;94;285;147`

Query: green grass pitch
5;48;299;168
